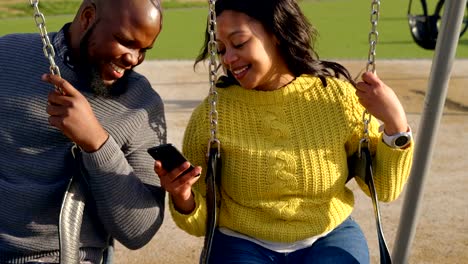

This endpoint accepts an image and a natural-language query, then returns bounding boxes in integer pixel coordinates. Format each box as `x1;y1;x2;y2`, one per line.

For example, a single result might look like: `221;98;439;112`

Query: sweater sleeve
169;99;212;237
81;82;167;249
341;79;414;202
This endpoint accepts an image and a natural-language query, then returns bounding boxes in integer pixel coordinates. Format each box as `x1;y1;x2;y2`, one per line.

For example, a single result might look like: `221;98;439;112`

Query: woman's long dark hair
194;0;355;87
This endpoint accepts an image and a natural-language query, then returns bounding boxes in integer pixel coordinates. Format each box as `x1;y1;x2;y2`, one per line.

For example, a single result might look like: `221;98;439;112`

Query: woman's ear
273;35;280;46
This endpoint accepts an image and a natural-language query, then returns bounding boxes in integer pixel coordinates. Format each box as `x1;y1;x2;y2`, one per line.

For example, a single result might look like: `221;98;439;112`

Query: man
0;0;166;263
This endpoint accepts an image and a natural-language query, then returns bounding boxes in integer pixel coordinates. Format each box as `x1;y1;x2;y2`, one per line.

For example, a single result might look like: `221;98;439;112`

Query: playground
109;58;468;264
1;0;466;263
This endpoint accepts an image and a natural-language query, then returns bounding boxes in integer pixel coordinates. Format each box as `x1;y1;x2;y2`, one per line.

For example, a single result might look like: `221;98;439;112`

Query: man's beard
89;65;111;97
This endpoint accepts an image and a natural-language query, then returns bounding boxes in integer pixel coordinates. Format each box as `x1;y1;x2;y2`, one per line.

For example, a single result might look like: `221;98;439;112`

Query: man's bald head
86;0;163;28
70;0;163;52
68;0;163;93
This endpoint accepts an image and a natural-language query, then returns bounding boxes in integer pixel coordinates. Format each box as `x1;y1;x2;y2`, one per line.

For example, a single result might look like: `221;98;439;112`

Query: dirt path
113;59;468;264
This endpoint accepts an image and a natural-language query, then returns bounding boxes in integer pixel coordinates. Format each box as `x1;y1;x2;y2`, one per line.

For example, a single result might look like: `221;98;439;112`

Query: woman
155;0;413;263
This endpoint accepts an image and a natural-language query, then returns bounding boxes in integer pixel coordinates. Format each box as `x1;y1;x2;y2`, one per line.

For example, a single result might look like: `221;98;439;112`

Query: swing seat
408;14;439;50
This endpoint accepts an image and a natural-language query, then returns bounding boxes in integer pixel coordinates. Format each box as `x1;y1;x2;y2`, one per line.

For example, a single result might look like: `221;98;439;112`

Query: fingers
43;73;82;111
154;160;167;176
155;161;201;182
46;103;63;117
47;90;73;108
356;71;383;93
361;71;380;85
48;115;64;129
355;81;370;93
171;162;198;181
41;74;79;97
155;160;201;193
46;93;71;128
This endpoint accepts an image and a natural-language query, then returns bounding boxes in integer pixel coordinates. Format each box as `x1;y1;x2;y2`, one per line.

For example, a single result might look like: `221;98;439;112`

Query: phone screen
147;143;194;173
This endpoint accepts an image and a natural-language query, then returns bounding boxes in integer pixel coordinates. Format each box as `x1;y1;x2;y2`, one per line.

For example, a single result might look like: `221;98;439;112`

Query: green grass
0;0;208;18
1;0;467;60
1;1;81;18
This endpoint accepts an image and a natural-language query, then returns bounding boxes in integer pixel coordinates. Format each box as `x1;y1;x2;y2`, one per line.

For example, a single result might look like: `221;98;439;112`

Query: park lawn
0;0;466;60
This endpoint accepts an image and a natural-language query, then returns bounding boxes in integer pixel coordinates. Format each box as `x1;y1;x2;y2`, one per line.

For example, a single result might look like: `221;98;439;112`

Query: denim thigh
289;217;370;264
208;217;369;264
208;229;280;264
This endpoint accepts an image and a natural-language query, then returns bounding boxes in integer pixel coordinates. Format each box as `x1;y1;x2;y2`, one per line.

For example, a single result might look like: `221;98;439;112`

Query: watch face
395;136;409;147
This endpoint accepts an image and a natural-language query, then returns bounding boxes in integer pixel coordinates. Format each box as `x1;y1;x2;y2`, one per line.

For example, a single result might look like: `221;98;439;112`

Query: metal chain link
30;0;63;94
30;4;83;263
360;0;381;152
207;0;220;157
366;0;380;74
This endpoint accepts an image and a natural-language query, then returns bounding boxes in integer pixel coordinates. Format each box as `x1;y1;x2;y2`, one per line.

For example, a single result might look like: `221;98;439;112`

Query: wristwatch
382;129;413;149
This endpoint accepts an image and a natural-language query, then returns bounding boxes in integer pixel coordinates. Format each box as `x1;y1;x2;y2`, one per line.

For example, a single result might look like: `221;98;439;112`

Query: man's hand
42;73;109;152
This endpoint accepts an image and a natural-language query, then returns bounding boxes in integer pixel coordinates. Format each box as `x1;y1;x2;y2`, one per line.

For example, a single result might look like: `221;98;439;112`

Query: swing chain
360;0;381;153
366;0;380;74
30;0;63;94
207;0;220;157
358;111;372;154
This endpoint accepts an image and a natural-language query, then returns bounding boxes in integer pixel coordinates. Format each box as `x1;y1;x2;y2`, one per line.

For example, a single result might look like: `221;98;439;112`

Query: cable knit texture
0;24;167;263
170;75;413;243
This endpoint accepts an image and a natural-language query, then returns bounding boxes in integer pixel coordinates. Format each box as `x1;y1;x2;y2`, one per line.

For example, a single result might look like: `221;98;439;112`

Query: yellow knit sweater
170;75;413;243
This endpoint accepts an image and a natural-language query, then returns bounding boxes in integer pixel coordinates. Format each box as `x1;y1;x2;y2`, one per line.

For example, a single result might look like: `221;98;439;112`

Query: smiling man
68;0;162;97
0;0;167;263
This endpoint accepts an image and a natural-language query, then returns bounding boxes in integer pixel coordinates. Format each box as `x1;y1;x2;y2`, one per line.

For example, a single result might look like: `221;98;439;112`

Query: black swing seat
408;13;440;50
408;0;444;50
408;0;468;50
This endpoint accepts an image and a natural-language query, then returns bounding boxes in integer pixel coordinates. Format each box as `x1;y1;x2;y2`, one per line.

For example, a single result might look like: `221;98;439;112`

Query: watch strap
382;127;413;148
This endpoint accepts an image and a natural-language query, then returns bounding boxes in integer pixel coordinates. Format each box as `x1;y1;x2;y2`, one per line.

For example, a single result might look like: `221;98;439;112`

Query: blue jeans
208;217;369;264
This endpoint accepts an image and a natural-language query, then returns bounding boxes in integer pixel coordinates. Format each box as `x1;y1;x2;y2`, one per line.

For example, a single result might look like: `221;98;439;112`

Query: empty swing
408;0;468;49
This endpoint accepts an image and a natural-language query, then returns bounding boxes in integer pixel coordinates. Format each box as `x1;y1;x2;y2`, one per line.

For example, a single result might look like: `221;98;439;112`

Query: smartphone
147;143;195;175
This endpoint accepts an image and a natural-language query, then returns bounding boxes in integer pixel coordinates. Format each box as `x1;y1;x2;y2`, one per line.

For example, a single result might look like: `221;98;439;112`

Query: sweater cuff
375;136;414;201
377;132;414;152
169;191;208;237
81;135;122;171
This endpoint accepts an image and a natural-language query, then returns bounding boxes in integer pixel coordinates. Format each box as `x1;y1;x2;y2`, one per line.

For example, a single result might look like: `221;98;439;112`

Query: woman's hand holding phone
149;144;202;214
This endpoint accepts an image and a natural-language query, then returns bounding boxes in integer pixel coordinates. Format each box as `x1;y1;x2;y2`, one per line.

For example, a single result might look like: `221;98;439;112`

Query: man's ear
79;4;97;32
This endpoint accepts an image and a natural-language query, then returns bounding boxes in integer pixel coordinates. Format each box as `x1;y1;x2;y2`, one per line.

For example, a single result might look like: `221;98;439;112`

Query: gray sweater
0;25;167;263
